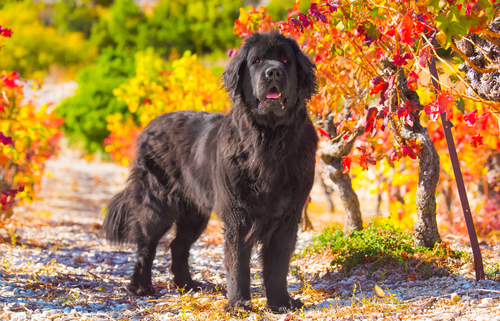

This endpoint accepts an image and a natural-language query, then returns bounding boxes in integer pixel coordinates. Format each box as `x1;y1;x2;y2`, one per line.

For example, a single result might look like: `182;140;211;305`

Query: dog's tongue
266;92;280;99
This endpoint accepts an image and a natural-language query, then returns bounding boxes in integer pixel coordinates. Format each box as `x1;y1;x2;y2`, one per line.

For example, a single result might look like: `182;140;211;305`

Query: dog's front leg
223;223;254;312
261;215;303;313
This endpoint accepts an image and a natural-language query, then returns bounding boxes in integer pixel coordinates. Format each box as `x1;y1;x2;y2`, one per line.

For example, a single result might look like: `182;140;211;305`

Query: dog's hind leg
170;205;210;291
129;198;174;296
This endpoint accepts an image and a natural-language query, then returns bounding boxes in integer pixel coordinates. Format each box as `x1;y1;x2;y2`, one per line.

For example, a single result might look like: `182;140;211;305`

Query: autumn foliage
234;1;500;237
104;51;230;166
0;27;64;220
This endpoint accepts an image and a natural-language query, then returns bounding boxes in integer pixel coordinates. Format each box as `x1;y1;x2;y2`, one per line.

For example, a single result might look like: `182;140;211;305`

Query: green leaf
449;5;460;22
369;7;379;19
449;73;459;84
452;56;464;65
450;20;468;39
435;13;449;31
456;97;465;113
427;0;442;11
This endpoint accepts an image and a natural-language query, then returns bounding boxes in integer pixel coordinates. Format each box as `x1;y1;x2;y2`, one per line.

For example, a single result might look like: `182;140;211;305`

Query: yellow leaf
128;100;139;113
374;284;385;297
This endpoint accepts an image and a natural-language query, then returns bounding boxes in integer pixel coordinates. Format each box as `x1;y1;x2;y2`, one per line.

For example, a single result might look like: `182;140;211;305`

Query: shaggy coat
102;32;318;313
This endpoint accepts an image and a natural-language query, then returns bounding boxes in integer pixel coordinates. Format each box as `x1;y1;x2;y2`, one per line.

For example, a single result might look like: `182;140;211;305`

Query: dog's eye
253;58;260;65
282;57;288;64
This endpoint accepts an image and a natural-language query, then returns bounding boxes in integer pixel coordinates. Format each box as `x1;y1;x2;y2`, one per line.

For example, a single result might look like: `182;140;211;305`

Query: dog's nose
265;67;282;80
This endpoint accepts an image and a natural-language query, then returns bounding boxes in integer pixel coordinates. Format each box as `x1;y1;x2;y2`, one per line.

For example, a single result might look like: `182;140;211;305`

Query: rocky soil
0;150;499;320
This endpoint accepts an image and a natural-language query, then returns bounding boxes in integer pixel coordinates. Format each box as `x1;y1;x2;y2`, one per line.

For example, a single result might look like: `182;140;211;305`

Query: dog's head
223;32;316;124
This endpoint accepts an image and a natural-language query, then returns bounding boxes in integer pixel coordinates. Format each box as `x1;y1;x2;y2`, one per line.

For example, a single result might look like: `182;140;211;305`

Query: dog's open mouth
266;87;282;100
259;87;286;111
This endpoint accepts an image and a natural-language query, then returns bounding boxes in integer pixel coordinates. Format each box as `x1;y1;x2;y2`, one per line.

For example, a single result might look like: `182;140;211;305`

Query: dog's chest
235;156;306;215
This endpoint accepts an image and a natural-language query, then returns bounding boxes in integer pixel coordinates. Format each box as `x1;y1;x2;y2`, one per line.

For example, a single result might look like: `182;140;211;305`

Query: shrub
0;1;95;79
89;0;242;57
304;223;462;275
0;28;64;219
56;48;136;154
105;51;231;165
89;0;147;52
53;0;102;38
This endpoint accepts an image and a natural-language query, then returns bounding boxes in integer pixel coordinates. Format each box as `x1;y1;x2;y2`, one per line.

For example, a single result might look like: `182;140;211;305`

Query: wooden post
427;55;485;280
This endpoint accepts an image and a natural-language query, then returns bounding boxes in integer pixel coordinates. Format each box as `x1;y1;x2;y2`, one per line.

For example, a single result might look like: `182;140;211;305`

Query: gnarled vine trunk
455;17;500;105
318;111;364;233
382;58;442;247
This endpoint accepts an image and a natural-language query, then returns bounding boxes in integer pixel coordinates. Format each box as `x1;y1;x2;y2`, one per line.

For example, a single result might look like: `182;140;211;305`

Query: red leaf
464;109;478;127
342;156;352;174
1;71;20;88
0;132;12;145
365;106;378;122
309;3;327;23
0;26;12;38
406;101;419;113
297;12;311;27
379;76;394;105
407;71;419;90
470;134;484;148
392;51;413;66
317;127;330;138
425;93;454;121
438;93;454;120
389;148;400;163
419;46;431;68
358;152;376;171
370;78;387;95
400;13;414;45
289;18;304;32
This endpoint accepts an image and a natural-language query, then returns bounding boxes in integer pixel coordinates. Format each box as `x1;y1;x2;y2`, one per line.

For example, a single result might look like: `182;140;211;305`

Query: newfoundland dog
102;32;318;313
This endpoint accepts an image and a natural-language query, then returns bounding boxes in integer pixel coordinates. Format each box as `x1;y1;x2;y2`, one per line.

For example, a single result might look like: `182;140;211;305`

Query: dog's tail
102;187;136;243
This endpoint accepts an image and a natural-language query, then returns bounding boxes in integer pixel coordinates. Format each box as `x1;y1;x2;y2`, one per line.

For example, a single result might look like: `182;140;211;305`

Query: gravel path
0;151;499;320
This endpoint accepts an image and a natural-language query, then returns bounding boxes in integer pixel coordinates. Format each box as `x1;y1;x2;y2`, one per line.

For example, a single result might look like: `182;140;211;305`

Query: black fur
102;32;318;313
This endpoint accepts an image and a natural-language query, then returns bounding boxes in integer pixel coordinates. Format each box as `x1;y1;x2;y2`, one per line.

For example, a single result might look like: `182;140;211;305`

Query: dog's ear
222;47;248;101
291;40;317;101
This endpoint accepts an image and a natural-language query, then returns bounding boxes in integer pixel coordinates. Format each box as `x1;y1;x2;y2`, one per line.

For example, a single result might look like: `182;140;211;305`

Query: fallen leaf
374;284;385;297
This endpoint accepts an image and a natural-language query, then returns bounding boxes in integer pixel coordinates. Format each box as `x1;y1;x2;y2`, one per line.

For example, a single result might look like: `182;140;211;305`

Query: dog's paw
224;300;254;313
128;283;155;296
268;297;303;313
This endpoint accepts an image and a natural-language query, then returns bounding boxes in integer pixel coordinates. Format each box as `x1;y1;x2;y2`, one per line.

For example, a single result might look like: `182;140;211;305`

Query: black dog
102;32;318;313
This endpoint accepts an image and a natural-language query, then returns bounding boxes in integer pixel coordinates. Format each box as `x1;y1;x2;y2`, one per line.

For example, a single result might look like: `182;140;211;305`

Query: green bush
89;0;242;57
304;223;462;274
53;0;101;38
89;0;148;52
57;48;136;154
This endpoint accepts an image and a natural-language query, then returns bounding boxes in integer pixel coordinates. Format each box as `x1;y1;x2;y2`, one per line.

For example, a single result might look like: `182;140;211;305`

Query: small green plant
485;259;500;281
303;222;460;275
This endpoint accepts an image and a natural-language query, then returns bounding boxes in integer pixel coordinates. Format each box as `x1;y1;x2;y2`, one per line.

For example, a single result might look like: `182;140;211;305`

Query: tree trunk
402;127;442;247
455;18;500;105
318;112;363;233
382;58;442;247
